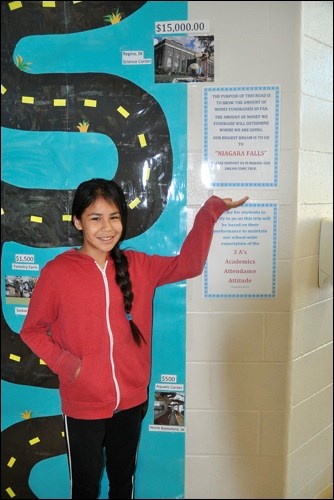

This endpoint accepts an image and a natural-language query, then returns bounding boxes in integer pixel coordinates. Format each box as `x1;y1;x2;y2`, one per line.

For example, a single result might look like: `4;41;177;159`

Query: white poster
203;86;280;187
204;203;278;298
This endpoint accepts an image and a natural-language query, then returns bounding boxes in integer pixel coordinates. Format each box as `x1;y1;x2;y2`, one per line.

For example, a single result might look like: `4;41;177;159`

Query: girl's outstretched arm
151;195;250;286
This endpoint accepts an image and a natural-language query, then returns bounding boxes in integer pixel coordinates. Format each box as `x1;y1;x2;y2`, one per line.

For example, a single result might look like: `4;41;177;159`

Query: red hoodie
20;196;227;419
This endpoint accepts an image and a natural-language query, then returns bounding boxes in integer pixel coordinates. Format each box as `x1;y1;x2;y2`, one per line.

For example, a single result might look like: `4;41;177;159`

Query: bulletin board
1;2;188;498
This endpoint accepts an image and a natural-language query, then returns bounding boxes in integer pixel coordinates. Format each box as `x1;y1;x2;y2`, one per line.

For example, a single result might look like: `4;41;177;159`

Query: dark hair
72;178;145;346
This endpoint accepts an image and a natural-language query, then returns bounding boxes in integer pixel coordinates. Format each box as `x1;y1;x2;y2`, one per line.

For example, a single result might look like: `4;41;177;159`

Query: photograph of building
154;35;214;83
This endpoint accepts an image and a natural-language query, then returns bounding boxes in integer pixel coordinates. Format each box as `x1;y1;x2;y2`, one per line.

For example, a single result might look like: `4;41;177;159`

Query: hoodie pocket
60;350;114;403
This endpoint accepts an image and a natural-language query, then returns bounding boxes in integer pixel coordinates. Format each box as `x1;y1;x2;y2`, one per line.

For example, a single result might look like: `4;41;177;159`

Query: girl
20;178;248;499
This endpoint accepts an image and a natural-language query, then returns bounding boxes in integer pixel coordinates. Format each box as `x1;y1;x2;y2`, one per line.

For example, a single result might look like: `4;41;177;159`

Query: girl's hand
223;196;249;210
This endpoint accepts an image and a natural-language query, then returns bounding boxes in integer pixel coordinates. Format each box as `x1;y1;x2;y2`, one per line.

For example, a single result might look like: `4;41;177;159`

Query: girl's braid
111;246;145;346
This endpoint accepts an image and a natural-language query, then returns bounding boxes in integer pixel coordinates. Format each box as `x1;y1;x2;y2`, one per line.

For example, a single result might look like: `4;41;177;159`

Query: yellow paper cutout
54;99;66;107
30;215;43;223
62;214;72;221
39;359;47;365
9;1;22;11
84;99;97;108
1;208;4;215
138;134;147;147
42;1;56;7
29;437;40;446
144;167;151;181
117;106;129;118
9;354;21;362
129;198;141;209
22;96;34;104
5;487;15;498
7;457;16;468
1;85;7;95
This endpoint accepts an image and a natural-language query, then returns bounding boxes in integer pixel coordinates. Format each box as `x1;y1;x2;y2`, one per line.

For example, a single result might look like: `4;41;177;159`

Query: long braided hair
71;178;145;346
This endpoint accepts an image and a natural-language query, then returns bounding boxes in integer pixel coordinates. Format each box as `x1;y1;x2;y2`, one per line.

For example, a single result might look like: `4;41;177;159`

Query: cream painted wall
185;1;332;499
287;1;333;498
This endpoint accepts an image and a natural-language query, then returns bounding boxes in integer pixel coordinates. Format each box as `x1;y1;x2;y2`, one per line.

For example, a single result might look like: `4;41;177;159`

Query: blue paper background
1;2;187;498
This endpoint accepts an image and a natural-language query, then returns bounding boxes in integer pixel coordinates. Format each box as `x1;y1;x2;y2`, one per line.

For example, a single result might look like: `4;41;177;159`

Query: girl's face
73;196;123;267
